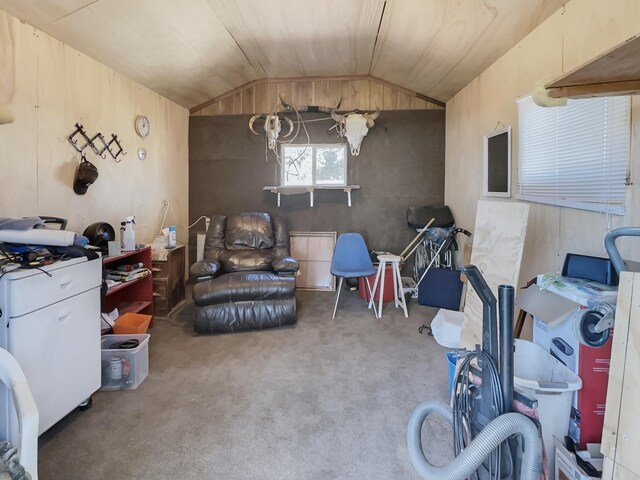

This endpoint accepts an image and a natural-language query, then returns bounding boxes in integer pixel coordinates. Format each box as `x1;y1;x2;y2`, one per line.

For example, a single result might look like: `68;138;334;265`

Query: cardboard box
555;438;603;480
516;281;614;448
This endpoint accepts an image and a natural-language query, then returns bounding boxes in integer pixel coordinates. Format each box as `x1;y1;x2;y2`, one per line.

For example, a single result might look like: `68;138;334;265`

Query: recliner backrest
203;212;291;273
225;213;274;250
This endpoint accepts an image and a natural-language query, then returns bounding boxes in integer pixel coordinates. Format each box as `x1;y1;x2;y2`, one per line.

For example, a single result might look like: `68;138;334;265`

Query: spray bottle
122;216;136;251
120;221;126;250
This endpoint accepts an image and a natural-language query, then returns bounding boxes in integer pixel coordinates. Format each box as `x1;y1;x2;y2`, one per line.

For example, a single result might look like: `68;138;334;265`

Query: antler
279;95;294;112
331;110;344;123
364;108;381;128
282;118;295;137
330;96;345;123
248;114;264;135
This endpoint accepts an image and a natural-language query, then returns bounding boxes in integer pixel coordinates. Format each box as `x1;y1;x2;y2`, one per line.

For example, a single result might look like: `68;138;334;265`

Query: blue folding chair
330;233;378;319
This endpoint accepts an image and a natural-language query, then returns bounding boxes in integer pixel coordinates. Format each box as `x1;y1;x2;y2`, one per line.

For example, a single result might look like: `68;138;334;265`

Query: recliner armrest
190;260;221;283
272;257;299;274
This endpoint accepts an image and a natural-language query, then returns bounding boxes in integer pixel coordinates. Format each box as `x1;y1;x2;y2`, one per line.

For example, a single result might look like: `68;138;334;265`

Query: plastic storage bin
514;339;582;478
100;334;150;390
113;312;151;334
446;352;457;395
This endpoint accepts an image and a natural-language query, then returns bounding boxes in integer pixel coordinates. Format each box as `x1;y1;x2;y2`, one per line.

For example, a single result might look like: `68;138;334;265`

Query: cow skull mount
330;108;380;156
249;113;295;150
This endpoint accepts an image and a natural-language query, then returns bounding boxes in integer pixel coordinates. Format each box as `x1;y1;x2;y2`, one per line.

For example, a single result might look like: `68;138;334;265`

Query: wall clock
137;147;147;160
134;115;150;137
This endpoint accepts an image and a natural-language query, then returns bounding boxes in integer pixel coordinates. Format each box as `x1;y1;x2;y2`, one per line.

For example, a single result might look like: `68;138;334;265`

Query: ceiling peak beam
415;92;445;108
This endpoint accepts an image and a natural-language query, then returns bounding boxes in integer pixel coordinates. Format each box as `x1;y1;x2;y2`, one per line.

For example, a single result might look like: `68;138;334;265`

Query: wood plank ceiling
0;0;566;109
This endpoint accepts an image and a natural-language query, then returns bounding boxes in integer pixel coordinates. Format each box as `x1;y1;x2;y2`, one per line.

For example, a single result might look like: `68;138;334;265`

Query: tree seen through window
281;145;346;186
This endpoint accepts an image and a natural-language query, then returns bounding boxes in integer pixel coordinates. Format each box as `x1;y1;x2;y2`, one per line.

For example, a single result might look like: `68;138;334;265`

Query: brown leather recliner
190;212;298;334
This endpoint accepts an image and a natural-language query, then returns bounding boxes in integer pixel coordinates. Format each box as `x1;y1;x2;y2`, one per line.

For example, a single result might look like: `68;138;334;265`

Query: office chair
330;233;378;319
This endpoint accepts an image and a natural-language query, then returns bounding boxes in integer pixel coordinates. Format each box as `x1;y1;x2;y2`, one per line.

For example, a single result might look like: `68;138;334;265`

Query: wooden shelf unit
103;246;154;327
151;245;185;318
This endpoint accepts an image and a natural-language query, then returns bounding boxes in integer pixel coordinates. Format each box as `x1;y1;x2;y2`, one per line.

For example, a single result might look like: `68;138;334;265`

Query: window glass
316;147;345;185
281;144;347;186
282;146;312;185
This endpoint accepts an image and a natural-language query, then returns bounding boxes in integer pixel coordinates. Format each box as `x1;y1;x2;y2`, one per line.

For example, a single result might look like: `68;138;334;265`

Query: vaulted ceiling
0;0;566;109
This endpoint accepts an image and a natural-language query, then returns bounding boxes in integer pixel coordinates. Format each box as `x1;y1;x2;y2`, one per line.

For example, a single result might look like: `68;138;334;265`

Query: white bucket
513;339;582;480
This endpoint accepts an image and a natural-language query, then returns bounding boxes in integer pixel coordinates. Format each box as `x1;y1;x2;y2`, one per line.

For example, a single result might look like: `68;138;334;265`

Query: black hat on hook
73;154;99;195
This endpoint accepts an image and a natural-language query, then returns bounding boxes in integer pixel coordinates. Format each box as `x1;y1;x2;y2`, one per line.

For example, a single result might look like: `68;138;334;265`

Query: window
280;144;347;187
517;95;631;215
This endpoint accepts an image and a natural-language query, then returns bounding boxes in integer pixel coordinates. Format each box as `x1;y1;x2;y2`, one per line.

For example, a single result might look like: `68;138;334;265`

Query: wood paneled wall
444;0;640;340
0;10;189;244
190;76;444;116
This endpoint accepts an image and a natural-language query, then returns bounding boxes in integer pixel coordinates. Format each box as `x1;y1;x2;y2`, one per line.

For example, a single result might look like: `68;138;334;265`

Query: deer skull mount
330;108;381;156
248;113;294;150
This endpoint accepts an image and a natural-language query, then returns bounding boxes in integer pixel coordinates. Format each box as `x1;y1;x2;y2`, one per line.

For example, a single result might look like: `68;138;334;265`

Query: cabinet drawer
153;281;168;317
7;258;102;317
153;280;168;300
152;261;169;278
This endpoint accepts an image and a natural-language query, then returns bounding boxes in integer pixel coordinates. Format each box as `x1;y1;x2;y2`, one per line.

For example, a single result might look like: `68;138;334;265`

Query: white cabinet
0;256;101;444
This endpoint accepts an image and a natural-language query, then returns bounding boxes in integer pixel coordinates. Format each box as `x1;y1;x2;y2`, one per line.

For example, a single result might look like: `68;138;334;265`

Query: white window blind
517;95;631;215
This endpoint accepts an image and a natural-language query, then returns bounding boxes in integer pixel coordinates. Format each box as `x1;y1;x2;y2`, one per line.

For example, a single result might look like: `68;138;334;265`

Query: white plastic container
514;339;582;479
122;216;136;251
100;334;150;390
167;225;176;248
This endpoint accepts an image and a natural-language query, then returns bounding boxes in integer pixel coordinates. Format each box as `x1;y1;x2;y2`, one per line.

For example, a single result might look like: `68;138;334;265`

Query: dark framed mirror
483;126;511;197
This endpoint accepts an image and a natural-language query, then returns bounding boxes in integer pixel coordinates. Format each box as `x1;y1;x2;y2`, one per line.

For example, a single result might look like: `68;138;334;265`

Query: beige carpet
38;290;454;479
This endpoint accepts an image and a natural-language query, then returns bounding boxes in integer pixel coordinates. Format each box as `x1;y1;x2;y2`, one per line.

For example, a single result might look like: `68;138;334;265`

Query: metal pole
399;218;435;260
498;284;514;413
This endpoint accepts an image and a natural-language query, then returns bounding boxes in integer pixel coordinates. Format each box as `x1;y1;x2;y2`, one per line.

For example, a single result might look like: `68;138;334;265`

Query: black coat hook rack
105;134;127;162
67;123;92;152
88;132;106;159
67;122;126;161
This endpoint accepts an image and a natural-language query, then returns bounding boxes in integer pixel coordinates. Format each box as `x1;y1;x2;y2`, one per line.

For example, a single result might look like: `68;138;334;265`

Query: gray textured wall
189;110;445;271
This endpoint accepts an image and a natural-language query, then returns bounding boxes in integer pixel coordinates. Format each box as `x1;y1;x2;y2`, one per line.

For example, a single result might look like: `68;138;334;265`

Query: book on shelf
105;267;150;282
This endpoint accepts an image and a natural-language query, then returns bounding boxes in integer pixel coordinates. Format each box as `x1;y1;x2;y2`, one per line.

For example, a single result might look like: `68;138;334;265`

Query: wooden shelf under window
263;185;360;207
